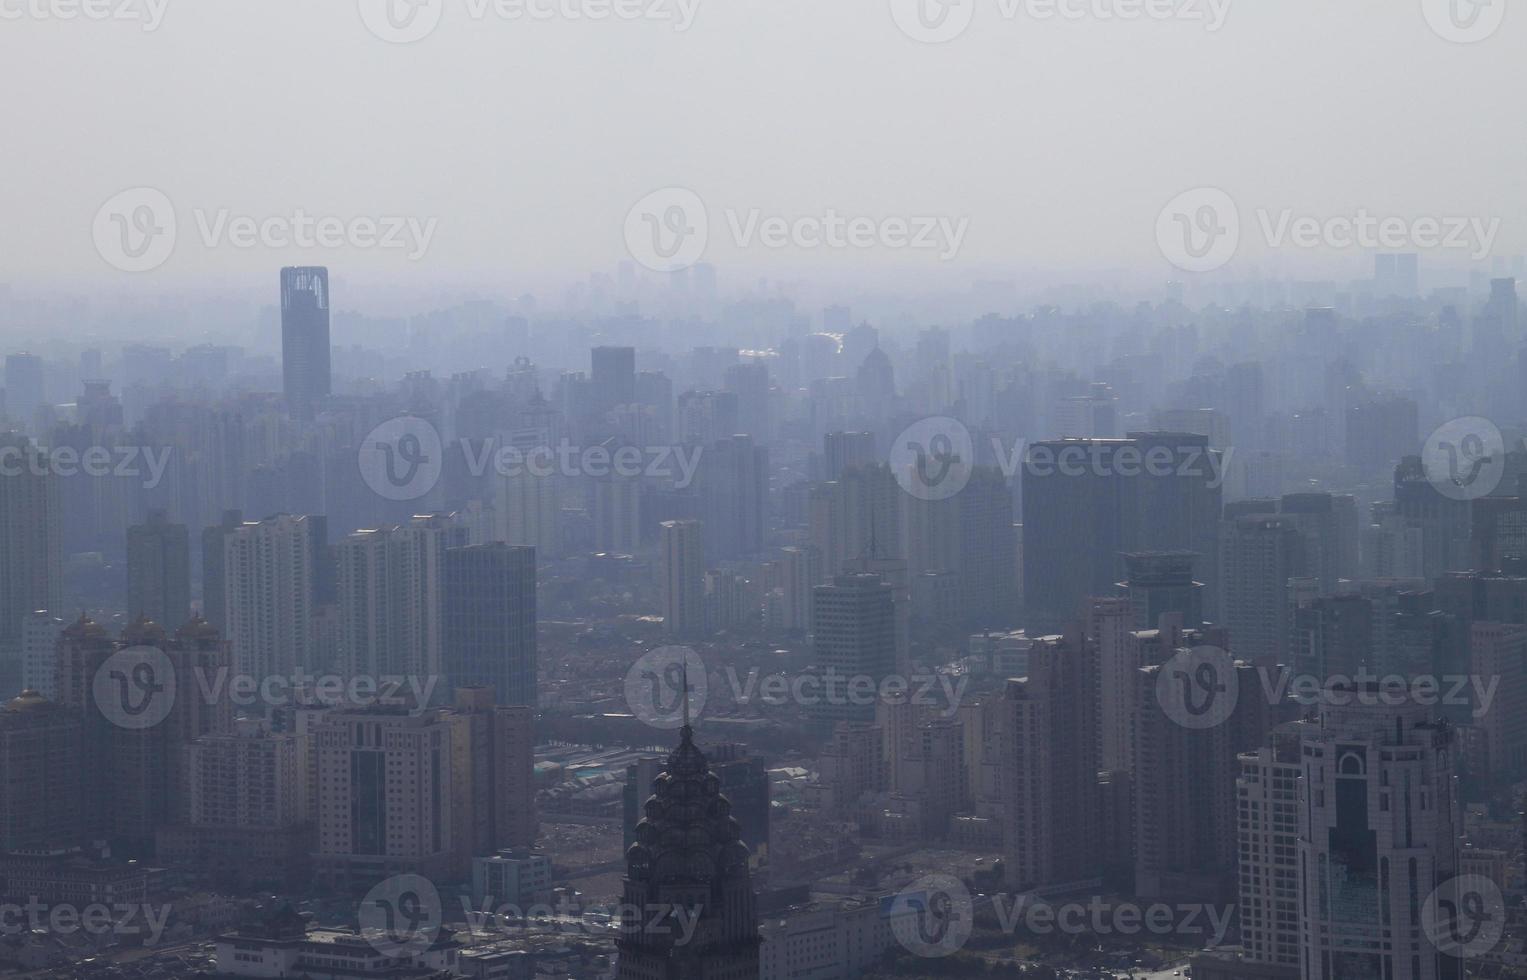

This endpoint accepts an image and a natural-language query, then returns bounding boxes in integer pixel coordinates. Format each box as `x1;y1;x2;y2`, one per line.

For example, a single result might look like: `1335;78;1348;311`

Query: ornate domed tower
617;721;760;979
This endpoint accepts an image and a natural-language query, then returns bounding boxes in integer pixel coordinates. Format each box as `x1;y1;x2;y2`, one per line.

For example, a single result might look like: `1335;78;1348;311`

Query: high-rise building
1022;433;1222;633
447;688;537;864
19;610;63;700
809;463;902;580
157;725;313;890
280;267;331;420
0;436;62;651
618;724;760;978
1236;724;1303;974
699;434;767;561
957;466;1018;626
336;516;467;684
991;627;1101;891
822;431;876;483
1117;551;1203;629
0;691;83;853
443;544;537;706
592;474;642;554
723;361;771;443
1134;655;1271;904
810;573;897;725
127;510;191;632
494;467;562;560
222;514;324;680
1220;514;1305;667
3;353;43;433
592;346;637;412
660;520;705;639
776;545;820;632
313;705;458;889
677;389;739;447
1470;621;1527;776
1298;693;1459;980
1394;456;1471;580
201;509;243;634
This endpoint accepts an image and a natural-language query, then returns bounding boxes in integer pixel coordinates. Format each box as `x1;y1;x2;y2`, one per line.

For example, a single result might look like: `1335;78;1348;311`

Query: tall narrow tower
281;266;331;420
618;721;760;978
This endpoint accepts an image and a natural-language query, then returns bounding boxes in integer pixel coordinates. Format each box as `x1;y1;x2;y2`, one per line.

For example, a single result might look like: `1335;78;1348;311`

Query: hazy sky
2;0;1522;297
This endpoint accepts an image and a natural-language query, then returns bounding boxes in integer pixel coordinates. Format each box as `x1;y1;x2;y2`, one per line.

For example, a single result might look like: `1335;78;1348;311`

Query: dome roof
627;725;752;886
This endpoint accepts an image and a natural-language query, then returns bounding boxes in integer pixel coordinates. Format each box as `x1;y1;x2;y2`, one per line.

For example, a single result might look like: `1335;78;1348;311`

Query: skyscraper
1220;514;1305;667
592;345;637;413
1298;692;1459;980
991;627;1102;891
280;266;331;420
336;517;468;683
0;436;62;651
698;434;767;561
0;691;83;853
313;704;458;888
1022;433;1222;633
222;514;324;679
809;573;896;725
127;510;191;632
443;544;537;706
3;353;43;433
618;724;760;979
1236;724;1302;975
661;520;705;639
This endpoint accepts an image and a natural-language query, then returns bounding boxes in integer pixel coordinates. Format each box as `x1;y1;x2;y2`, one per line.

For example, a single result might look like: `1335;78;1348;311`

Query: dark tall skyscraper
280;266;331;420
3;353;43;433
127;510;191;631
443;544;538;706
592;345;637;412
618;724;760;979
1021;433;1222;633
